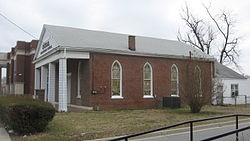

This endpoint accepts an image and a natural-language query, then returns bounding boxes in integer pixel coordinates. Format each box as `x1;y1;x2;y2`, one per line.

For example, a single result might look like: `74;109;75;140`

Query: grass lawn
10;105;250;141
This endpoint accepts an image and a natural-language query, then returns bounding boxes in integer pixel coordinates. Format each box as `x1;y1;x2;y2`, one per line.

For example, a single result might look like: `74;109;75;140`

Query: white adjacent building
214;62;250;105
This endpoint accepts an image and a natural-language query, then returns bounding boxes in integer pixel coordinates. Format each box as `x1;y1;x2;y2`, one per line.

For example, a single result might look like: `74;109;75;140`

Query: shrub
0;95;55;134
181;64;213;113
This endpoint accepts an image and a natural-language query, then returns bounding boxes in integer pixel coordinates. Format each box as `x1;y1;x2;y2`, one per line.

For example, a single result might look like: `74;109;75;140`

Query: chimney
128;35;136;51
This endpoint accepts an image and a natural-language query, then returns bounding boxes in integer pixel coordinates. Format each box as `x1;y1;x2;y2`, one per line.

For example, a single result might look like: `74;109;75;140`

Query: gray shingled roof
36;24;215;60
215;62;246;79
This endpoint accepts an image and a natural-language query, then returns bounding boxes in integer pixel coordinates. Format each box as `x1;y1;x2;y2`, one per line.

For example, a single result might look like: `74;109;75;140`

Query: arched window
143;62;153;98
194;65;202;96
111;61;122;98
171;64;179;96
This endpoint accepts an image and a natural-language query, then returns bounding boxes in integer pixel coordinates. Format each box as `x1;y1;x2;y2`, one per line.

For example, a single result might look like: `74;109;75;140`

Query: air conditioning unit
163;96;180;108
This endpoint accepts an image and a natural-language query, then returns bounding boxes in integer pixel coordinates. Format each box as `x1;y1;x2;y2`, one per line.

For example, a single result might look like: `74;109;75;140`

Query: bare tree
181;60;213;113
178;4;215;55
178;3;240;69
212;78;224;105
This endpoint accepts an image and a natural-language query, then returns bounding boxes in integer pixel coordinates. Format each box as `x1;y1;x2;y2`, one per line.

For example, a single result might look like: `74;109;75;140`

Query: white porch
0;53;8;95
34;48;89;112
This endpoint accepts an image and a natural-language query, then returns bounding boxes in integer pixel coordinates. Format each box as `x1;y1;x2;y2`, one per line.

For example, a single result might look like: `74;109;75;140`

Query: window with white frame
171;64;179;96
111;61;122;98
143;63;153;98
231;84;239;97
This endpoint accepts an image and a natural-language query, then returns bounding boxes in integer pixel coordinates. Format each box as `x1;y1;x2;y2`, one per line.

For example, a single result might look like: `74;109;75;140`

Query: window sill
76;95;81;99
170;95;179;97
111;96;124;99
143;95;154;99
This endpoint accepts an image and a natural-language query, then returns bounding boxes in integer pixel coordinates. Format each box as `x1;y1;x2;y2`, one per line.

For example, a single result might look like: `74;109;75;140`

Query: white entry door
67;73;71;104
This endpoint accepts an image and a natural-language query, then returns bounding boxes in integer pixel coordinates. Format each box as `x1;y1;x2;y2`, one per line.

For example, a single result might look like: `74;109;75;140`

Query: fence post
190;122;193;141
234;96;237;107
236;115;239;141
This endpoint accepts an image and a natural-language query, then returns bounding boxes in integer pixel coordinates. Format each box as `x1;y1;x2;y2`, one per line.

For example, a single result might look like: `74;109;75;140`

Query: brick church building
33;24;215;111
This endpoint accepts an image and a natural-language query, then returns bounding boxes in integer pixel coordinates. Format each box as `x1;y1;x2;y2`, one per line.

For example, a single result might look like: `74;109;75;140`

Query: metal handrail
109;114;250;141
201;126;250;141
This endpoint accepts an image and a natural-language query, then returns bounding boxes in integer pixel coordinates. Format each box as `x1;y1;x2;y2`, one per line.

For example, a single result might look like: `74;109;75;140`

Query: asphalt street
132;122;250;141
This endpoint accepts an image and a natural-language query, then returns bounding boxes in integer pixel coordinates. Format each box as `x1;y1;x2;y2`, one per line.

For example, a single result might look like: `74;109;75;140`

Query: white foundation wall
9;84;14;94
14;83;24;95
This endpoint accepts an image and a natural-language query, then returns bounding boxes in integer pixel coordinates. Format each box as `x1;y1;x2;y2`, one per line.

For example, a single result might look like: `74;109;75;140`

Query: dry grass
10;105;250;141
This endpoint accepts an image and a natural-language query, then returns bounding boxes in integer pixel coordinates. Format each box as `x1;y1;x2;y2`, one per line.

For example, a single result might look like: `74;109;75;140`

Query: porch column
0;67;1;82
48;63;55;105
58;58;67;112
34;68;41;97
41;66;48;102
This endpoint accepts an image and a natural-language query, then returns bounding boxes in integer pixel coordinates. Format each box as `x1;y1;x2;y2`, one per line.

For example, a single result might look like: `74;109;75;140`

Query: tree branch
178;3;241;70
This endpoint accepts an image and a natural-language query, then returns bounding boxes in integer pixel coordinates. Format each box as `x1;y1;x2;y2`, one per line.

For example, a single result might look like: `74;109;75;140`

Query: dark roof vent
128;35;136;51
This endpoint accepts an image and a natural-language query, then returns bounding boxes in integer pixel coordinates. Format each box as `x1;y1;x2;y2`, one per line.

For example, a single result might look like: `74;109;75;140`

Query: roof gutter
61;46;216;62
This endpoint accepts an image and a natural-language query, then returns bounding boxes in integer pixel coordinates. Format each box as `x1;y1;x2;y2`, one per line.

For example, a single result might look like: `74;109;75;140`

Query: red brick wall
80;60;91;106
89;53;213;110
6;40;38;95
67;59;77;104
10;59;14;84
24;54;35;95
53;59;91;106
66;59;91;106
16;41;26;50
55;63;59;102
6;63;10;85
15;55;25;82
6;53;10;85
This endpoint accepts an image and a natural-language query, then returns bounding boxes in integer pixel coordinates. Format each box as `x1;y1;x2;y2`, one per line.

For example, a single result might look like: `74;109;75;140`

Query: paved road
0;123;11;141
132;122;250;141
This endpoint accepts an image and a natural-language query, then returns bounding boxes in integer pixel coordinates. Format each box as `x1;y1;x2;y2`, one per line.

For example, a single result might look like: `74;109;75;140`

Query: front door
67;73;71;104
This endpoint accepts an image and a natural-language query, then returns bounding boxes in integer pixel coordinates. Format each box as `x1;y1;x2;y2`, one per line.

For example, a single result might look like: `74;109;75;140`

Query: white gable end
35;28;60;59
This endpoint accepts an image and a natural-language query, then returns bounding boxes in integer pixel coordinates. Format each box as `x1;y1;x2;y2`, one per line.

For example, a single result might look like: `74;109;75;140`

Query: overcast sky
0;0;250;75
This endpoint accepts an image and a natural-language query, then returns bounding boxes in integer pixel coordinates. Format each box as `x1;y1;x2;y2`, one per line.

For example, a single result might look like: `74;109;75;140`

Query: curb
0;127;11;141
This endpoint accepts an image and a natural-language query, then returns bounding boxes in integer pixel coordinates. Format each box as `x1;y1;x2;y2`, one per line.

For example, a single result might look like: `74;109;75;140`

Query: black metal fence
109;114;250;141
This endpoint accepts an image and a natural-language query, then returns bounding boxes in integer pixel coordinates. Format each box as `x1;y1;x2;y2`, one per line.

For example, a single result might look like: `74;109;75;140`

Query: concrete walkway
0;123;11;141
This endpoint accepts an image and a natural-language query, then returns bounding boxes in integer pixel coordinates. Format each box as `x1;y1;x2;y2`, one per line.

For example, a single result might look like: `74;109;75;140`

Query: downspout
64;47;66;58
77;61;81;98
91;53;94;94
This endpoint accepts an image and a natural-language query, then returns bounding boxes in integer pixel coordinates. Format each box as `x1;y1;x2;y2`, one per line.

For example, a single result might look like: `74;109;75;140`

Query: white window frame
171;64;179;96
111;60;123;99
143;62;153;98
231;84;239;97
